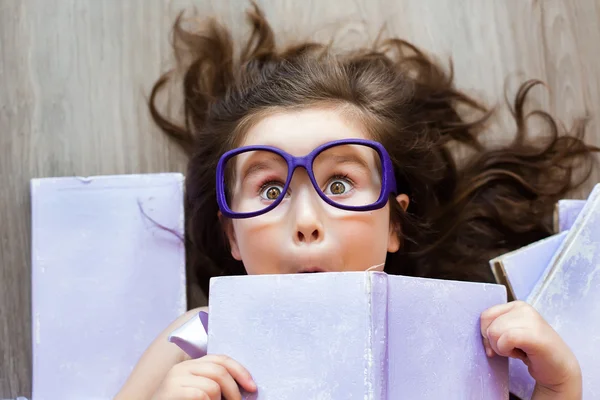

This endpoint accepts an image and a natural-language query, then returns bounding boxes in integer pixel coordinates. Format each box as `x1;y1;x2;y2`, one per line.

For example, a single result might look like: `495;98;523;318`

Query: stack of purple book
490;184;600;399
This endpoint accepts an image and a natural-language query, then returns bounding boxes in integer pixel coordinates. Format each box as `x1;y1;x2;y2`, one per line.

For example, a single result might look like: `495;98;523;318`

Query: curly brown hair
149;3;598;304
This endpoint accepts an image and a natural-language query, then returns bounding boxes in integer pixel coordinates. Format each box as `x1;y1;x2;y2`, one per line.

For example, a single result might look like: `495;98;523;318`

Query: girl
117;4;596;399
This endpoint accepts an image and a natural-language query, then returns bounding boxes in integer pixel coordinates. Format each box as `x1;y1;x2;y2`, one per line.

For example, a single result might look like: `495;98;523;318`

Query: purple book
31;174;186;400
201;272;508;399
553;199;586;233
510;183;600;399
489;232;567;301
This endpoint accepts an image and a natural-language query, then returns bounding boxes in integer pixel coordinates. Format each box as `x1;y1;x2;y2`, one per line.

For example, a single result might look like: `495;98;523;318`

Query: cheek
232;219;285;274
333;210;391;261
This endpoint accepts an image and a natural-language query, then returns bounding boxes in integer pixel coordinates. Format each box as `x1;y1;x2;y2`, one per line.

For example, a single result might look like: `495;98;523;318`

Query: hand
480;301;582;400
152;355;257;400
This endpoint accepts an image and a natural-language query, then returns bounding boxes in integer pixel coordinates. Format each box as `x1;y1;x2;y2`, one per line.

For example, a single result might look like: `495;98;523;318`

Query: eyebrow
316;153;371;170
240;154;287;181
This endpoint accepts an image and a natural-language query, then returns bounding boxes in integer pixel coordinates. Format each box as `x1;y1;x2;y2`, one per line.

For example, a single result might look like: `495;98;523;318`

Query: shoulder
115;306;208;399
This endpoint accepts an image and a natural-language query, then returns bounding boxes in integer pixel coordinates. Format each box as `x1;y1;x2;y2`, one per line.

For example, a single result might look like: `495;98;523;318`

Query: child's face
221;108;409;275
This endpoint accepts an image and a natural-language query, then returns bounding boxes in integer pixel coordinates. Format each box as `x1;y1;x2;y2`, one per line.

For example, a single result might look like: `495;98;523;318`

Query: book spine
30;179;41;400
366;272;388;399
489;259;514;300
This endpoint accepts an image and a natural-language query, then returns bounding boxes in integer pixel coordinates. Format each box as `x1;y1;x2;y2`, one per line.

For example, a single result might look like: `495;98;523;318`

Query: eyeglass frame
216;138;398;219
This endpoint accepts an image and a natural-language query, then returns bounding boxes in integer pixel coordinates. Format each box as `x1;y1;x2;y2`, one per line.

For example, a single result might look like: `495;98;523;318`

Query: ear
387;194;410;253
396;193;410;211
218;211;242;261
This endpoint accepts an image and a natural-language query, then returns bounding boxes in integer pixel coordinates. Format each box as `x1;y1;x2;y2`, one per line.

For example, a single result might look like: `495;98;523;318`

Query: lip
297;267;327;273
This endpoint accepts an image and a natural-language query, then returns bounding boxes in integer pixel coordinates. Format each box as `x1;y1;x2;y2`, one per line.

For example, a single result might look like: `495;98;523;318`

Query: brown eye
324;178;354;196
260;185;284;200
267;187;281;199
330;181;346;195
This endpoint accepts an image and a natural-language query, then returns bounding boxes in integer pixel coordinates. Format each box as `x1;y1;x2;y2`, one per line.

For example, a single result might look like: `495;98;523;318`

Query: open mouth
298;267;326;273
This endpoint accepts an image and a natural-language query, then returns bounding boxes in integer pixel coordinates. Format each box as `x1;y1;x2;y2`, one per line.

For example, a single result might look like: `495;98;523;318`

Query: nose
290;176;324;245
296;219;322;244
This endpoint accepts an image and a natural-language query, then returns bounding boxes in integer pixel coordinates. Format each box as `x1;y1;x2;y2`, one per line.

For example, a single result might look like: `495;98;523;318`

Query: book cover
553;199;586;233
489;232;567;301
205;272;508;399
510;183;600;399
31;174;186;400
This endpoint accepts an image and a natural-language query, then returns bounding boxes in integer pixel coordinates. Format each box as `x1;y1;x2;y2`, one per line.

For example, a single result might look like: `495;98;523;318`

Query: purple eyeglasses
216;138;398;219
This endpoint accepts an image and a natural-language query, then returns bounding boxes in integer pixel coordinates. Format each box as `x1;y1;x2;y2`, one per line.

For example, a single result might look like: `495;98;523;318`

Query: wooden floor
2;0;600;396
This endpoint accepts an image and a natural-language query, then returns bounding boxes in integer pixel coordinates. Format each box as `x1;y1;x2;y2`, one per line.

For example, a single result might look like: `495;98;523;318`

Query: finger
480;301;529;357
184;363;243;400
482;336;495;358
486;307;547;359
480;301;525;337
191;355;256;392
485;308;525;356
180;376;221;400
496;327;530;361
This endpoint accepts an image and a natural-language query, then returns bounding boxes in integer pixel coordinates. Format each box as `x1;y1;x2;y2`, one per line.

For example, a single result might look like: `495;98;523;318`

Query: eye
259;183;285;200
324;176;353;196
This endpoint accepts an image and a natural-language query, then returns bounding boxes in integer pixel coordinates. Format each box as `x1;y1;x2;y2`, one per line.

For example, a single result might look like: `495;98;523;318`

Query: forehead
240;108;370;156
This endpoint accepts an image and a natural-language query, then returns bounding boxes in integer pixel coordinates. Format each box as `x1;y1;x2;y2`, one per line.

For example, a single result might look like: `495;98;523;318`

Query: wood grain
1;0;599;396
